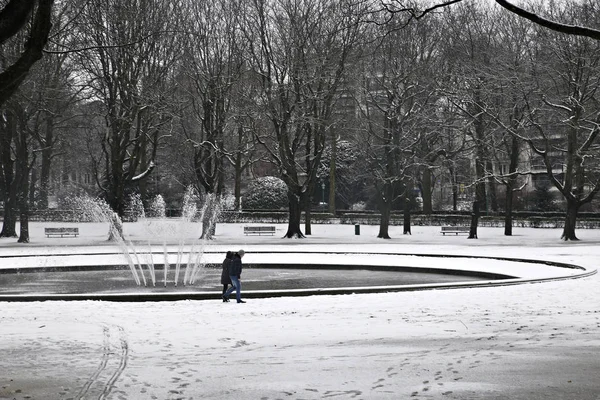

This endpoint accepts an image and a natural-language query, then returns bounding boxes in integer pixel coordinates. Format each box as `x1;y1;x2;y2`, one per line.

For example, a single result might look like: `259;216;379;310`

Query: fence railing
3;209;600;229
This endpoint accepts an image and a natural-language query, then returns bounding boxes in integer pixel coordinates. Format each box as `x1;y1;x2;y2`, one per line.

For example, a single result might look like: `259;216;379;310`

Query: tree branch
0;0;37;45
0;0;54;107
495;0;600;41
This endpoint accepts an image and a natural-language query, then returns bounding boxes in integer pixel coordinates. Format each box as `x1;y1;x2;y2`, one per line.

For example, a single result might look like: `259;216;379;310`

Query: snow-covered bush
147;195;167;218
243;176;288;210
350;201;366;211
220;193;236;210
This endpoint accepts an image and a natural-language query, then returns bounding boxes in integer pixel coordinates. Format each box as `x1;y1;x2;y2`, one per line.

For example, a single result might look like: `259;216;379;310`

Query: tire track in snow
74;324;129;400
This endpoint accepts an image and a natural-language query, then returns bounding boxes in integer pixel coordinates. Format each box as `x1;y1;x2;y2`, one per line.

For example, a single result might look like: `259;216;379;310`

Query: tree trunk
403;197;411;235
561;199;579;241
468;201;479;239
504;182;514;236
200;194;219;239
284;189;304;238
0;109;17;238
18;204;29;243
328;130;336;214
16;128;30;243
28;165;36;206
475;159;487;213
201;212;217;239
304;204;312;235
377;207;391;239
233;127;243;211
304;180;314;235
452;185;458;211
449;165;458;211
504;134;520;236
0;205;18;237
486;160;498;211
38;117;54;209
421;168;433;214
107;212;124;241
377;191;392;239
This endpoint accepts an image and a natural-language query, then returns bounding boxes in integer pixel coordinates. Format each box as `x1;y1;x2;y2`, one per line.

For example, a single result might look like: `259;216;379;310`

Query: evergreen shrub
243;176;288;210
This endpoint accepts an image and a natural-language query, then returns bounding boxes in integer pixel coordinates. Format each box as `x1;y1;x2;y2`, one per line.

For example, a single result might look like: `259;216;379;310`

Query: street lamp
321;182;325;206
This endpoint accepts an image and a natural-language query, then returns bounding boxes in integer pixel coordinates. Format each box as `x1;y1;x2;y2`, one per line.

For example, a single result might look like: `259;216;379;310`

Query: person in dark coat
223;249;245;303
220;251;234;302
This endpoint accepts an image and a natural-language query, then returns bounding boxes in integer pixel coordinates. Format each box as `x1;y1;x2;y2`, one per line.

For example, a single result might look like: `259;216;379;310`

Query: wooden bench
244;226;276;236
441;226;469;235
45;227;79;238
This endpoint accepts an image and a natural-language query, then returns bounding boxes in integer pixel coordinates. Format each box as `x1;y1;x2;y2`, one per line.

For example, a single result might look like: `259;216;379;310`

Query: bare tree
485;10;534;235
0;0;54;240
177;0;246;238
439;1;501;238
72;0;182;221
522;16;600;240
357;11;440;238
240;0;364;238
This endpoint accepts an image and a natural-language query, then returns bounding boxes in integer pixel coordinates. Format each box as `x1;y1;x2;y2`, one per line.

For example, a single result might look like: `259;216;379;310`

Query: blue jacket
228;255;243;278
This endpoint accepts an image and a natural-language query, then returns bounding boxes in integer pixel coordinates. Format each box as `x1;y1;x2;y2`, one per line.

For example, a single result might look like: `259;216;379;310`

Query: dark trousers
222;284;230;294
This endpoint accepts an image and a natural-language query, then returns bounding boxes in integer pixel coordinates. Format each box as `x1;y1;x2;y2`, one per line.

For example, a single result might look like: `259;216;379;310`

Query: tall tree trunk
561;199;579;241
486;161;498;211
16;127;30;243
0;109;17;237
107;212;124;241
473;86;488;213
18;206;29;243
403;196;411;235
284;189;304;238
504;181;514;236
377;183;392;239
449;164;458;211
0;202;18;237
200;194;219;239
328;130;336;214
233;125;243;210
452;185;458;211
38;116;54;209
139;131;148;201
28;165;36;206
475;158;487;213
304;200;312;235
468;201;479;239
377;205;391;239
504;134;520;236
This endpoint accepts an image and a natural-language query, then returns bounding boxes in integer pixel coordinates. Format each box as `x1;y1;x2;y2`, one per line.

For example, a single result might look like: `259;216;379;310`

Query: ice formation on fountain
68;195;144;285
136;187;221;287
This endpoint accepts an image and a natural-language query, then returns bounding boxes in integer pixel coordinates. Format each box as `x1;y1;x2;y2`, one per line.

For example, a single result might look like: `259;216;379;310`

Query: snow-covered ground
0;222;599;399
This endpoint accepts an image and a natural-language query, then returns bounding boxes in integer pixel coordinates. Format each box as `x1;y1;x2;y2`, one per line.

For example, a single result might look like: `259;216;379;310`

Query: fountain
69;188;222;288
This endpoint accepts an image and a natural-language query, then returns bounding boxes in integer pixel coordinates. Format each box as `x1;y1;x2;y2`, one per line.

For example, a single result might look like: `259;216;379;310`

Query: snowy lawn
0;222;599;399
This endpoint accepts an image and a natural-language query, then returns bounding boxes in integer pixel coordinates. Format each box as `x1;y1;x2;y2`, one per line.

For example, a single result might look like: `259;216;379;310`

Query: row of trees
1;0;600;242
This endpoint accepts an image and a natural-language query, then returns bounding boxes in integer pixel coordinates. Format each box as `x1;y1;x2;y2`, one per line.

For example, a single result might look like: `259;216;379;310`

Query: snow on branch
131;161;155;181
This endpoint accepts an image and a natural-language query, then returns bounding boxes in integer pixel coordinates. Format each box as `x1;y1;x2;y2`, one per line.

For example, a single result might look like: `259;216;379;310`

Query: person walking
220;251;234;302
223;249;245;303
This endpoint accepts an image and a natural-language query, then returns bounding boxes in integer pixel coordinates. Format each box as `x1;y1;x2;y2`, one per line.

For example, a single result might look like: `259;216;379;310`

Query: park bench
244;226;276;236
45;227;79;238
440;226;470;235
